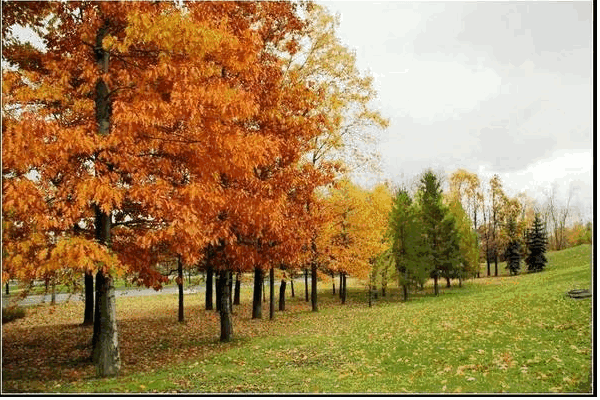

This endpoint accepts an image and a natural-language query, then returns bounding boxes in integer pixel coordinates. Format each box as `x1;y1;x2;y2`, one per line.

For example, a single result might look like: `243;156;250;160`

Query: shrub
2;306;26;324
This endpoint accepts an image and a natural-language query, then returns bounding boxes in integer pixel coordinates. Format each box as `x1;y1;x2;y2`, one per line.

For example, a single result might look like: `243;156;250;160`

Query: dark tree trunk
228;273;233;313
494;254;499;277
311;263;318;312
92;269;120;376
83;271;94;325
381;284;386;297
486;257;491;277
5;281;8;295
339;272;343;299
332;272;336;295
402;284;408;302
51;280;56;305
459;276;463;288
91;207;120;376
178;256;184;322
290;279;295;297
205;264;213;310
215;276;222;312
368;283;372;308
269;268;275;320
219;270;233;342
433;274;439;296
263;277;266;302
233;273;241;306
252;267;263;319
446;276;451;288
304;268;309;302
279;279;286;311
341;273;347;305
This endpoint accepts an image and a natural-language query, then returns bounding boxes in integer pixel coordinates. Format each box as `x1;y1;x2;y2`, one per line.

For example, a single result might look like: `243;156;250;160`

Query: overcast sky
320;1;593;221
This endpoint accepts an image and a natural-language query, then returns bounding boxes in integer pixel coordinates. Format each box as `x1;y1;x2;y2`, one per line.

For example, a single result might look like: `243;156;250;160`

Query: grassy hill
2;245;592;393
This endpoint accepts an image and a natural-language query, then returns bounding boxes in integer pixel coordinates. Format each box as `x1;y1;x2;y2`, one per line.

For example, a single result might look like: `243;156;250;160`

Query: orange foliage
2;2;335;286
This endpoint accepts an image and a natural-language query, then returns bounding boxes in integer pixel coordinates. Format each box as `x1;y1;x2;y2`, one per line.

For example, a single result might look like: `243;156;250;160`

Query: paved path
2;278;304;307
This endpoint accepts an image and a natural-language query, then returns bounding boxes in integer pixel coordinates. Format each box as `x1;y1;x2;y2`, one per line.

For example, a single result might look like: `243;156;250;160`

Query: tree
388;188;428;301
504;217;522;276
416;170;452;296
3;1;334;360
446;197;479;285
283;4;389;312
525;214;548;273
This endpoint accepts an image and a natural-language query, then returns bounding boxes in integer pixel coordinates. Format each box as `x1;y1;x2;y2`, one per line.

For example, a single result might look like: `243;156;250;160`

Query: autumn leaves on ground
2;245;592;393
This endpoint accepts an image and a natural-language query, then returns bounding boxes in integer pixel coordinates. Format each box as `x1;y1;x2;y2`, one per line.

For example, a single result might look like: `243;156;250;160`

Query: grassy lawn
2;245;592;393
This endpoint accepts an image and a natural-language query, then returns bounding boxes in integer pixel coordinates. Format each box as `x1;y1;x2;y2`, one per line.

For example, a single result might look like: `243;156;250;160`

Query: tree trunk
219;270;233;342
341;273;347;305
269;267;275;320
5;281;8;295
433;274;439;296
332;272;336;295
51;280;56;305
252;267;262;319
290;279;295;298
178;256;184;322
494;254;499;277
228;273;233;313
83;271;94;325
304;268;309;302
339;272;343;299
263;277;266;302
368;283;372;308
459;276;463;288
279;279;286;311
311;263;318;312
402;284;408;302
233;273;241;305
215;276;222;312
486;257;491;277
205;265;213;310
92;270;120;377
446;276;451;288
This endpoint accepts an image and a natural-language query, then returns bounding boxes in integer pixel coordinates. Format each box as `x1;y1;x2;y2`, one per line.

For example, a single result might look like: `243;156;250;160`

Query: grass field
2;244;593;393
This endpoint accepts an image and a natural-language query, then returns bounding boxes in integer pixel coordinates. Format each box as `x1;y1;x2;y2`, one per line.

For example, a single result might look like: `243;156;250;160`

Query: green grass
4;245;593;393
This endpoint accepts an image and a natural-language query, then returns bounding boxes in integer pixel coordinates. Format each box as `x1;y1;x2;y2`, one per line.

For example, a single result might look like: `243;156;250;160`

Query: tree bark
228;273;233;313
92;269;120;377
279;279;286;311
205;264;213;310
269;267;275;320
215;276;222;312
339;272;343;299
252;267;262;319
341;273;347;305
233;273;241;305
304;268;309;302
219;270;233;342
83;271;94;325
51;280;56;305
446;276;451;288
402;268;408;302
311;263;318;312
494;254;499;277
290;279;295;297
332;272;336;295
433;274;439;296
178;255;184;322
5;281;8;295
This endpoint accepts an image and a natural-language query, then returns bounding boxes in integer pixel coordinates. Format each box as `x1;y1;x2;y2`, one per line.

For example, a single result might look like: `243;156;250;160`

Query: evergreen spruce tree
525;213;548;273
416;170;452;295
389;188;429;301
504;217;521;275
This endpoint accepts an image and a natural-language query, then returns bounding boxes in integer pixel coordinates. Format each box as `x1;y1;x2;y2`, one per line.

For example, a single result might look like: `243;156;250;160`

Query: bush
2;306;26;324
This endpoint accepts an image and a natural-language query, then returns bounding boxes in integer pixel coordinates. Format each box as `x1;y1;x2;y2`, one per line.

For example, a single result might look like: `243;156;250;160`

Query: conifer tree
504;217;521;275
525;214;548;273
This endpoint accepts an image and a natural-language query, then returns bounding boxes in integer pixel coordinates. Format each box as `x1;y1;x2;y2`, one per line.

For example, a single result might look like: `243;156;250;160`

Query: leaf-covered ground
2;245;592;393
